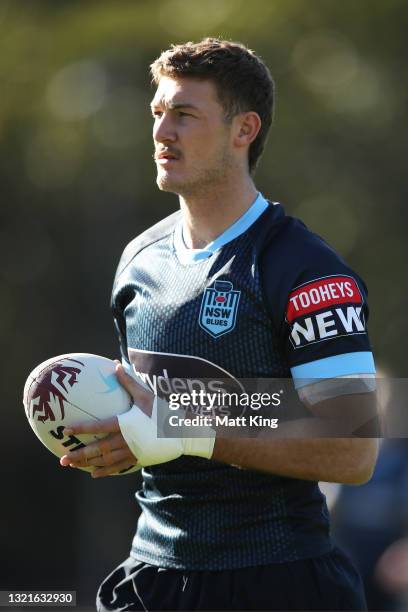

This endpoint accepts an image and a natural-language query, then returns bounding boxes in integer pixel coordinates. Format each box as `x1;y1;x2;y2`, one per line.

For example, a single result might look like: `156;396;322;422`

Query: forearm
212;436;379;484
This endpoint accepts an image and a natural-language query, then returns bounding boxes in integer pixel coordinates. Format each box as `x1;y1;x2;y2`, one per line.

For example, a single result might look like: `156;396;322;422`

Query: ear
232;112;262;148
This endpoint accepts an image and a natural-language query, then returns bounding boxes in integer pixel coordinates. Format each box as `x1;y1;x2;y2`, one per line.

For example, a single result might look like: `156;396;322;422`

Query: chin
156;173;186;195
157;176;176;193
156;168;216;197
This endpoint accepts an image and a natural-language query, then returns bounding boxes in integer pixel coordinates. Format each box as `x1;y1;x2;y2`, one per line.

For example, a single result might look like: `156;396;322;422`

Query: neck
179;175;258;249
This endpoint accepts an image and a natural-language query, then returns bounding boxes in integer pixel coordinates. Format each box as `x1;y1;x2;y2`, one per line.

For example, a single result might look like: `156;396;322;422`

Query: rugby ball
23;353;140;475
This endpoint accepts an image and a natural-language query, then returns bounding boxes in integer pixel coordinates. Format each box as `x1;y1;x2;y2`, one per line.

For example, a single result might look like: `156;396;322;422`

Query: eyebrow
150;101;200;112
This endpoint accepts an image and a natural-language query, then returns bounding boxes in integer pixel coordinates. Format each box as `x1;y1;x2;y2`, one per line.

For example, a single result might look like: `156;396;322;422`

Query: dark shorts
96;547;367;611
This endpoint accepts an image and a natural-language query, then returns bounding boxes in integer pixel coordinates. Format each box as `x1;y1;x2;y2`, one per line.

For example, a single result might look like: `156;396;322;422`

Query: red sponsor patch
286;275;362;323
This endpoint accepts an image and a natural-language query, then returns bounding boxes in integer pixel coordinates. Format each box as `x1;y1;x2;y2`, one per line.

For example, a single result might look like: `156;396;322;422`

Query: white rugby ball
23;353;140;475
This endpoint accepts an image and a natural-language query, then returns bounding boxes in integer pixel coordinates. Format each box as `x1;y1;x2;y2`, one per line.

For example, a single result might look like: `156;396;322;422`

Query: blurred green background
1;0;406;609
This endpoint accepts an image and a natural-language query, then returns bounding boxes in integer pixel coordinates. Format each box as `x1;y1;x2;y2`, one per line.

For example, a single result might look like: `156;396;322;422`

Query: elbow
345;465;375;486
341;439;379;485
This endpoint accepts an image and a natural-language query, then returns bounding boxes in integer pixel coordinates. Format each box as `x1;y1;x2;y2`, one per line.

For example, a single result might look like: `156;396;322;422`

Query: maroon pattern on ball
29;358;84;422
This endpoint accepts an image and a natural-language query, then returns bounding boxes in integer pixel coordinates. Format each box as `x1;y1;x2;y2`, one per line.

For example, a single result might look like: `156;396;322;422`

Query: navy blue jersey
111;195;375;570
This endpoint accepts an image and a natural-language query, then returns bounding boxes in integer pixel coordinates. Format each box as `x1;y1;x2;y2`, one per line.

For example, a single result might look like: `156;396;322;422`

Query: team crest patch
199;280;241;338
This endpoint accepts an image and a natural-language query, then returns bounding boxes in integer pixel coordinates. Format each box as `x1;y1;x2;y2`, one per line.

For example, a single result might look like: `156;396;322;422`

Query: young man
61;39;378;610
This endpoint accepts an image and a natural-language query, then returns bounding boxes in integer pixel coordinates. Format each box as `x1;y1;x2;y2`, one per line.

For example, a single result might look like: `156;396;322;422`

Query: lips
156;158;178;168
157;154;177;160
155;150;180;161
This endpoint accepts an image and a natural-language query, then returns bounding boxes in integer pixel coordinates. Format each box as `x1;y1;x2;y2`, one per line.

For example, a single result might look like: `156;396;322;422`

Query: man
61;38;378;611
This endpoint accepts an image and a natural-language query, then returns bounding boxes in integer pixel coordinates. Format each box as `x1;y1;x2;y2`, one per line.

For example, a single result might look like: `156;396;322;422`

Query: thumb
115;362;154;416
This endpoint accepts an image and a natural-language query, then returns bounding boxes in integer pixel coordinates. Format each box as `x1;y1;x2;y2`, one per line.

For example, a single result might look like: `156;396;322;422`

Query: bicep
307;386;380;436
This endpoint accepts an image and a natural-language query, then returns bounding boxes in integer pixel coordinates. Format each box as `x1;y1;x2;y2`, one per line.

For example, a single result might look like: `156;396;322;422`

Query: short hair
150;38;275;174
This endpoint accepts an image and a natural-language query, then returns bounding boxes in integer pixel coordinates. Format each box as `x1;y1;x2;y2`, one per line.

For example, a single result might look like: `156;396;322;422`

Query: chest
119;237;288;378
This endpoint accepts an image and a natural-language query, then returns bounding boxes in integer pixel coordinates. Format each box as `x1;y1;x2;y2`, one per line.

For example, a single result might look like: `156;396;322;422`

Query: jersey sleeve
261;217;376;403
285;270;375;383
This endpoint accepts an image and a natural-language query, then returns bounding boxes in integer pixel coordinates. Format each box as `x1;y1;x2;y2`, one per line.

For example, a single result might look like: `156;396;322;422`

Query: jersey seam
113;227;176;287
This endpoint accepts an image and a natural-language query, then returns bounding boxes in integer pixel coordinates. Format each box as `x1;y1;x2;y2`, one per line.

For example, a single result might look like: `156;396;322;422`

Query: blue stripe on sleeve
291;351;376;389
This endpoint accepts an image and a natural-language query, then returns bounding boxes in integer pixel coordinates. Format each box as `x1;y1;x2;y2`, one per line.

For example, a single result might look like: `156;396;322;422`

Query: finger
115;363;140;395
60;433;136;467
60;434;111;466
64;416;120;436
60;438;104;466
99;432;128;453
101;448;134;467
70;448;134;469
115;364;154;415
91;459;139;479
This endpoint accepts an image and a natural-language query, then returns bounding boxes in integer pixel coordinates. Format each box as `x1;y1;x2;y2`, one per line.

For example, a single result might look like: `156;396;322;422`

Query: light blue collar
174;192;270;265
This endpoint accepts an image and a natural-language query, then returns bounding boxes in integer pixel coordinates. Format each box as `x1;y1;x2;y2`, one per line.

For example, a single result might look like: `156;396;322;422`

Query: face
151;76;235;196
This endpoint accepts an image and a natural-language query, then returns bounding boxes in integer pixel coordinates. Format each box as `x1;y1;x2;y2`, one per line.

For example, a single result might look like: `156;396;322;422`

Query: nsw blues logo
199;280;241;338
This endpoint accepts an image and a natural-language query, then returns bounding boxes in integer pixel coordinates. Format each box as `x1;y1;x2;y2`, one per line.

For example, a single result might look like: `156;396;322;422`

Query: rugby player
60;38;378;611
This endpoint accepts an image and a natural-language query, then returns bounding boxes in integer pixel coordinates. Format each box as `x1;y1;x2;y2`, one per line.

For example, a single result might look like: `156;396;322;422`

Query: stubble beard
156;145;235;199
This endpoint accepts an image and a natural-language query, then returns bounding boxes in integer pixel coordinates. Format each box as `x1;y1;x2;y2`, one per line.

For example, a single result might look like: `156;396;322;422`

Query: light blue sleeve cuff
291;351;376;389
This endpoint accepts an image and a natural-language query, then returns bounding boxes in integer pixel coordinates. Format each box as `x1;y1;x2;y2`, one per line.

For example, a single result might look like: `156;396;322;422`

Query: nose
153;113;177;144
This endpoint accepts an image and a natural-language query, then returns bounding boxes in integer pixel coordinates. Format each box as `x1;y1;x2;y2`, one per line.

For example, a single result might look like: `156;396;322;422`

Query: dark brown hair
150;38;275;173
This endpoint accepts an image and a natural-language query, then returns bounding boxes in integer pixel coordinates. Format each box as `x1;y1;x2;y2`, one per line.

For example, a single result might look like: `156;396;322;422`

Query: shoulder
262;213;350;276
259;209;368;325
258;208;375;382
114;209;181;283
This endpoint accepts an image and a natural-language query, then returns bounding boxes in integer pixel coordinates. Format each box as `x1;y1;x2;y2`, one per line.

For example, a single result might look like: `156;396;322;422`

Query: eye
152;110;163;118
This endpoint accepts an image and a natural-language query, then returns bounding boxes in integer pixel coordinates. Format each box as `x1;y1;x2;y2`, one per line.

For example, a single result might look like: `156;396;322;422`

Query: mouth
156;157;178;166
155;150;180;165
